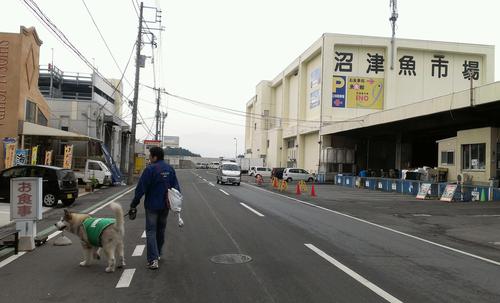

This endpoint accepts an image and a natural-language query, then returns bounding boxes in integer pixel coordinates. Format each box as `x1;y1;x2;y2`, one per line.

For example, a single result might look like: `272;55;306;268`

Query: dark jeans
145;208;169;262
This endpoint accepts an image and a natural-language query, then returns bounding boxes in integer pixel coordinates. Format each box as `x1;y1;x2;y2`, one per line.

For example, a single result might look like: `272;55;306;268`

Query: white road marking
244;183;500;267
89;187;136;215
471;214;500;217
116;268;136;288
132;245;145;257
412;214;431;217
202;178;208;182
305;244;403;303
240;203;265;217
209;182;215;187
47;231;62;241
219;189;230;196
0;252;26;269
141;231;146;238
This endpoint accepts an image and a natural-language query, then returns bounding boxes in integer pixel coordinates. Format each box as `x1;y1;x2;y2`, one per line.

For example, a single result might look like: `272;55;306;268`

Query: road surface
1;169;499;302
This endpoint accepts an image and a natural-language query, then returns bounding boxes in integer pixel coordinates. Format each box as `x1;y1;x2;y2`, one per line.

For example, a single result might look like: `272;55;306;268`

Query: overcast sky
4;0;500;157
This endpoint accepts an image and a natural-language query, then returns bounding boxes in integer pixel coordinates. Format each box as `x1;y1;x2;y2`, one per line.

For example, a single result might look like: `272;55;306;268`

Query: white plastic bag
168;188;184;227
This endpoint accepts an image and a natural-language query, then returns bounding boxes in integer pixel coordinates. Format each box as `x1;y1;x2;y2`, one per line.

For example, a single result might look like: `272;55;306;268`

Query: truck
74;159;113;186
236;158;264;174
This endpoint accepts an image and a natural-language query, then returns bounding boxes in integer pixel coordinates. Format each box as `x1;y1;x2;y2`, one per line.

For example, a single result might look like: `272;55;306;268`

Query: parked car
253;167;272;178
74;160;112;186
282;168;315;182
0;165;79;207
209;162;220;169
248;166;256;176
216;162;241;185
271;167;285;179
195;163;204;169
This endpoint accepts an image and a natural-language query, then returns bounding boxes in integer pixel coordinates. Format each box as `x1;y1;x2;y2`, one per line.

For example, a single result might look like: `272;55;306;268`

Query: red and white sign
144;140;161;147
10;178;43;220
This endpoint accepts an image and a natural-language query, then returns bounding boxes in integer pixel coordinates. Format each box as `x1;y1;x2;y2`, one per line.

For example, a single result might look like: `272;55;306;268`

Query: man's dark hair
149;146;164;160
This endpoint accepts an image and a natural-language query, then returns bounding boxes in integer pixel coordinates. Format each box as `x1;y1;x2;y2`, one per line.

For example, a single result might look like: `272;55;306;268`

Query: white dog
55;203;125;273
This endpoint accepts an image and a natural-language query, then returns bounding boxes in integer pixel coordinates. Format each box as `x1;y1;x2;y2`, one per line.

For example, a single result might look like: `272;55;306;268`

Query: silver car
283;168;315;182
217;162;241;185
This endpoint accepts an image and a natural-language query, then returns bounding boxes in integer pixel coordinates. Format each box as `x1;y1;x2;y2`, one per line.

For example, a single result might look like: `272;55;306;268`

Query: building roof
21;121;101;141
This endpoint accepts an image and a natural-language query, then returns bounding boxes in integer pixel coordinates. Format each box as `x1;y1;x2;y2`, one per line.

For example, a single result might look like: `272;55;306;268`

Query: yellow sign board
31;146;38;165
44;150;53;166
63;145;73;169
346;76;384;109
5;143;16;169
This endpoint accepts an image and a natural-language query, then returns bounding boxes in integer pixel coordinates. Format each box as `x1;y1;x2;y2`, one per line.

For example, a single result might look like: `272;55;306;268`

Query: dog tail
109;202;124;236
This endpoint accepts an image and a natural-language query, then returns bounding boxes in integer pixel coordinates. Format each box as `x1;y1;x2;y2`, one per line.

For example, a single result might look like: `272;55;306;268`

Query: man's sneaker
147;259;159;270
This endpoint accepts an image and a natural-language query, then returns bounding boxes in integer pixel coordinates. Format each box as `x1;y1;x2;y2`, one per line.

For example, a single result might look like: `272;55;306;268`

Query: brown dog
55;202;125;273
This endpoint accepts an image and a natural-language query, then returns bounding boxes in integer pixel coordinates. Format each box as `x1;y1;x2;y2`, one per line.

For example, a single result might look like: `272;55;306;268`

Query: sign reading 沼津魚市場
332;45;484;110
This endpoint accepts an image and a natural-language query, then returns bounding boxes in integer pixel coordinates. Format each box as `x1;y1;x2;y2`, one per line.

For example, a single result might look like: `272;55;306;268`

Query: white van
75;160;112;186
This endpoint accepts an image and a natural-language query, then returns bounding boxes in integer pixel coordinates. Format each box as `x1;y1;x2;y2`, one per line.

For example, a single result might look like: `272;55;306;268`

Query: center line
132;245;145;257
116;268;136;288
209;182;215;187
219;189;230;196
305;244;403;303
240;202;265;217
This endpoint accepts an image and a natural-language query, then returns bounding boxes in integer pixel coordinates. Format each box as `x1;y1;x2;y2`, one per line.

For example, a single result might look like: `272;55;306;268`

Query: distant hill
164;147;201;157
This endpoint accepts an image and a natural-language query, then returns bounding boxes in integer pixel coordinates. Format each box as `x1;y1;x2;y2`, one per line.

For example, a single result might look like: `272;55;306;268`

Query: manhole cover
210;254;252;264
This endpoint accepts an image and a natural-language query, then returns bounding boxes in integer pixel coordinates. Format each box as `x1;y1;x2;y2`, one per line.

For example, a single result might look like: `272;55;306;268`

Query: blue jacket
131;161;180;210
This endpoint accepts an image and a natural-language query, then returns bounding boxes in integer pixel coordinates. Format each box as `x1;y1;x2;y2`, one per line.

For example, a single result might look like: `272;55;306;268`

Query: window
267;140;270;148
25;100;36;123
88;162;102;171
441;151;454;165
287;139;295;149
37;108;47;126
254;123;257;130
462;144;486;170
61;126;69;131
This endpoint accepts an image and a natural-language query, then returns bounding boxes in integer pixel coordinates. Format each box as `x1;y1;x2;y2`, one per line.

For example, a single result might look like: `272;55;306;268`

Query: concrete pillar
395;132;402;170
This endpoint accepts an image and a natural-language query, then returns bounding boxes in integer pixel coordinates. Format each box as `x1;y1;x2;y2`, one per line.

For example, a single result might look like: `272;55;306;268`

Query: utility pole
161;111;167;146
155;88;161;140
389;0;398;70
127;1;144;185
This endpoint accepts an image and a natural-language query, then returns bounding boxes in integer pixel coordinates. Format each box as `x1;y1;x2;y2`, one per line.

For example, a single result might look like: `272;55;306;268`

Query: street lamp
233;137;237;159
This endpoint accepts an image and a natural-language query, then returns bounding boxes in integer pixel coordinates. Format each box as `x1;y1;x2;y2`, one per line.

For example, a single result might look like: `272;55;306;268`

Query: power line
22;0;156;141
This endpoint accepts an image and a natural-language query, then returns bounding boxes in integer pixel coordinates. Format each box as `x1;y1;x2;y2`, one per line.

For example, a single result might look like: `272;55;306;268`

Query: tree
163;147;201;157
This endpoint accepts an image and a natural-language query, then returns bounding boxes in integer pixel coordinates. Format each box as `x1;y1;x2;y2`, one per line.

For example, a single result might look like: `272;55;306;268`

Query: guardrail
332;174;499;202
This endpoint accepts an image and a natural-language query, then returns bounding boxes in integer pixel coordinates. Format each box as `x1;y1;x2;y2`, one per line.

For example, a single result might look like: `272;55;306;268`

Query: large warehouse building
245;33;499;184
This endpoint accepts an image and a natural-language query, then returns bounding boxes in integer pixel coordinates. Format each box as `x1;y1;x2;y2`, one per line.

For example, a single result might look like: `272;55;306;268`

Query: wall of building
456;127;495;184
245;33;495;173
303;132;320;173
0;27;50;169
438;127;500;184
437;137;458;181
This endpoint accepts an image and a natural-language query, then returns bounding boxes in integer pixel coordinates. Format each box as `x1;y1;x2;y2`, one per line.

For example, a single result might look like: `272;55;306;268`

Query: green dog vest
82;217;116;247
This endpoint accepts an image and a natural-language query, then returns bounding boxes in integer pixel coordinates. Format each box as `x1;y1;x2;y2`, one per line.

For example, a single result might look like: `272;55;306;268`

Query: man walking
129;146;180;270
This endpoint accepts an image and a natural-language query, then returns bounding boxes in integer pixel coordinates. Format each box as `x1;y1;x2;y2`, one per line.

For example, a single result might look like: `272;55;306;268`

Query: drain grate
210;254;252;264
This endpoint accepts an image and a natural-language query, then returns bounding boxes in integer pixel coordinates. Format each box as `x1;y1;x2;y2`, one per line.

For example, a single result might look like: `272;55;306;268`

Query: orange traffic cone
311;183;317;197
296;183;301;195
273;178;278;189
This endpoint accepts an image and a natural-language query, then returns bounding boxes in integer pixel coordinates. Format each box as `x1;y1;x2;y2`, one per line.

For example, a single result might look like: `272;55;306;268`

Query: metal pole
234;137;237;159
155;88;160;140
127;1;143;185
